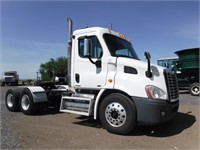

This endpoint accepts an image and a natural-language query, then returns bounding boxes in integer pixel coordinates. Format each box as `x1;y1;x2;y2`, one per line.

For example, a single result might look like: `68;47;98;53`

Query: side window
79;36;103;58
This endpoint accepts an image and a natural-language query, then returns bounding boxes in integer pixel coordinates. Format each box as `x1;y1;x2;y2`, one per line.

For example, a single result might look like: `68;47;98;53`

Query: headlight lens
146;85;167;100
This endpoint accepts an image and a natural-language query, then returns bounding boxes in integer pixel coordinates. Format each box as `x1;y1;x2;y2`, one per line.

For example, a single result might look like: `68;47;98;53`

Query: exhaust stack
67;17;73;87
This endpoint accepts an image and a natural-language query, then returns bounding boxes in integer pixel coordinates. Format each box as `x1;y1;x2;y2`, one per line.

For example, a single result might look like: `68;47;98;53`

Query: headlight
145;85;167;100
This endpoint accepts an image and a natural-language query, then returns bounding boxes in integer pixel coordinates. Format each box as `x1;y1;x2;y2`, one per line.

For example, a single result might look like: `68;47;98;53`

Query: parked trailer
157;48;199;96
173;48;199;96
5;17;179;135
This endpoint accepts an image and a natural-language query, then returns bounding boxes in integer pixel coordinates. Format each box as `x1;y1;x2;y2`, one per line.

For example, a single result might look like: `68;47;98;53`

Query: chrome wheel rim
105;102;126;127
192;85;199;95
21;95;30;111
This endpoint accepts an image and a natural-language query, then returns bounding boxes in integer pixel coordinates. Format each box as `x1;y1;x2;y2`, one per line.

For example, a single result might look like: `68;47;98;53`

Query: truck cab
2;71;19;86
60;18;179;134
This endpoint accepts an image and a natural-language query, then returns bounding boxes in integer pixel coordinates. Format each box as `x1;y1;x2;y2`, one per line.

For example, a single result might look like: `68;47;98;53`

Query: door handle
75;73;80;83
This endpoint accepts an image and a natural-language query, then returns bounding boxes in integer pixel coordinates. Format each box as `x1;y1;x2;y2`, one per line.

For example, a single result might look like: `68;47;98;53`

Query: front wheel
19;89;38;115
189;83;200;96
99;93;137;135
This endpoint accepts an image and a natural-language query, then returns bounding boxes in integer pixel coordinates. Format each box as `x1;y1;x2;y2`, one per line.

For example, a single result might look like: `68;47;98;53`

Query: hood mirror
144;52;152;78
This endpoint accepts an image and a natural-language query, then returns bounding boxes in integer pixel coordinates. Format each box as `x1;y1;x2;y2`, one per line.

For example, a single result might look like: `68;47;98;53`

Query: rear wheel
5;89;20;112
189;83;200;96
99;93;137;135
19;89;38;115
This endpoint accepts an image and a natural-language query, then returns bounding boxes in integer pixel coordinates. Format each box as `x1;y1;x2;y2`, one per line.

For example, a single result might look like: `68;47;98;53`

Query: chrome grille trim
164;71;179;102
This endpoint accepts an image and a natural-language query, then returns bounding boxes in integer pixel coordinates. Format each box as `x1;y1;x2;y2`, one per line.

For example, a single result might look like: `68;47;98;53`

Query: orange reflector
108;79;113;83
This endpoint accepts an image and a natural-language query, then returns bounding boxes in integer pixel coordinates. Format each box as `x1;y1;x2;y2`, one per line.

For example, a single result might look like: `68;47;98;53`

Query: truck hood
114;57;168;98
116;57;165;77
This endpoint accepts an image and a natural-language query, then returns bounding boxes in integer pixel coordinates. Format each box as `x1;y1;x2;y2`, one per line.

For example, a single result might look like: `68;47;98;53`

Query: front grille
5;77;12;82
164;71;179;102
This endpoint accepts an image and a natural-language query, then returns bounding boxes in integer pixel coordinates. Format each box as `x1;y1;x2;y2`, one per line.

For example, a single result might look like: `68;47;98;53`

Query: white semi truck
5;18;179;135
2;71;19;86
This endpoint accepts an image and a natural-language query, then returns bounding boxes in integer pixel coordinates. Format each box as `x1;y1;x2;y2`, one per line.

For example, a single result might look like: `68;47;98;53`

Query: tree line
39;57;68;81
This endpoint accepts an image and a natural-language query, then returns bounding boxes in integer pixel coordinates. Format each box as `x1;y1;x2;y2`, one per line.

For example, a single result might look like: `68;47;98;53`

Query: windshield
103;34;139;60
5;73;15;76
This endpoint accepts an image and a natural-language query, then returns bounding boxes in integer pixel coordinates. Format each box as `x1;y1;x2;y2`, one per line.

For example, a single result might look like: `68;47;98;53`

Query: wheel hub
111;111;118;119
192;86;199;95
21;95;30;111
193;87;199;94
105;102;126;127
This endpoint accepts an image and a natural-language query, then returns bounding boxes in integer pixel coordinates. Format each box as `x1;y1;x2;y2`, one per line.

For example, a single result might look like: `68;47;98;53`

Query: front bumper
132;96;179;125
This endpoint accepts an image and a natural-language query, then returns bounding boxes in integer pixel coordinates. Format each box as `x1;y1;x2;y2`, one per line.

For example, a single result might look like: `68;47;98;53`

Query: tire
99;93;137;135
19;89;38;115
5;89;20;112
189;83;200;96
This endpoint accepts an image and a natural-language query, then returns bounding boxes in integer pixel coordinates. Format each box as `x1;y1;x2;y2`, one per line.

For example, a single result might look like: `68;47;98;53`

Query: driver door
73;35;107;89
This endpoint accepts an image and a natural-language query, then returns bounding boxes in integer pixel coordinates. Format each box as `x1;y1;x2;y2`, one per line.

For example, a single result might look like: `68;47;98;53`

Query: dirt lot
1;86;200;149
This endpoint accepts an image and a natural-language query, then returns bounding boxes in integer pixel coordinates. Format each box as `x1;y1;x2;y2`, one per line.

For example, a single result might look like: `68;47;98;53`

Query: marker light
108;79;113;83
107;29;132;43
146;85;167;100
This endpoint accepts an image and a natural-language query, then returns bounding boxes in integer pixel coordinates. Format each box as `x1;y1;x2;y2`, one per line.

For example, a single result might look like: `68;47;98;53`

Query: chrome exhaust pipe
67;17;73;87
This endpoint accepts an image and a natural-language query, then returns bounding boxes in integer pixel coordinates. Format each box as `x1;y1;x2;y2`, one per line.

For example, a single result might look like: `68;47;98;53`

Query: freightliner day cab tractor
5;18;179;135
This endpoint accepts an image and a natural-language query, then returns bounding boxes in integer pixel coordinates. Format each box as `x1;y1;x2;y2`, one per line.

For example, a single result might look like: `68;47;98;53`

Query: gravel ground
0;86;22;149
0;86;199;149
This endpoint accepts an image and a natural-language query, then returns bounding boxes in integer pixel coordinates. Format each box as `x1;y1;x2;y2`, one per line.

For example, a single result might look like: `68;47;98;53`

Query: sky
0;0;199;79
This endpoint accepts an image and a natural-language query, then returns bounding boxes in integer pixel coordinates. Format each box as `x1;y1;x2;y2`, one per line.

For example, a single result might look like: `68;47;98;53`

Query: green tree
39;57;68;81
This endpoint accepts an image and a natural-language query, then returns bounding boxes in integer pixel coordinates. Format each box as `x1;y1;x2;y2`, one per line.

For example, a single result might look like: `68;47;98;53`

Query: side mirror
83;38;102;68
83;38;91;57
144;52;151;59
144;51;152;78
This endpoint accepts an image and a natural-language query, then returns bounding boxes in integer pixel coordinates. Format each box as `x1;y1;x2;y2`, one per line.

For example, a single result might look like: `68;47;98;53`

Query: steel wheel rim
21;95;30;111
7;93;14;108
105;102;126;127
192;85;199;95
